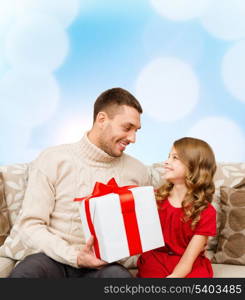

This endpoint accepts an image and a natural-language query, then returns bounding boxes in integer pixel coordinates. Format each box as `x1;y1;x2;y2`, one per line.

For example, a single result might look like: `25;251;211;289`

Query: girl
137;137;217;278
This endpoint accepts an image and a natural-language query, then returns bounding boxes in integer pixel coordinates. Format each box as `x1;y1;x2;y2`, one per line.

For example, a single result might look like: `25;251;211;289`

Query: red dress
137;198;216;278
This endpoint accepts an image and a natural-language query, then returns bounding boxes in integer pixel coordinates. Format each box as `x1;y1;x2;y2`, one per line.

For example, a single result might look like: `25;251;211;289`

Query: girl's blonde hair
156;137;217;230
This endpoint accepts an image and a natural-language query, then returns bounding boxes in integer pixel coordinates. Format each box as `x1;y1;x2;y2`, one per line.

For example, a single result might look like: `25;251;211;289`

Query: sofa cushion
212;178;245;265
0;257;16;278
0;163;36;262
0;173;10;246
0;164;29;227
212;263;245;278
0;218;36;261
207;163;245;251
129;264;245;278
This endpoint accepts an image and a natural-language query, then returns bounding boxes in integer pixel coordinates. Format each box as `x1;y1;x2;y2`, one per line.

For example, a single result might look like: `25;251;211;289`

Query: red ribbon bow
74;178;143;260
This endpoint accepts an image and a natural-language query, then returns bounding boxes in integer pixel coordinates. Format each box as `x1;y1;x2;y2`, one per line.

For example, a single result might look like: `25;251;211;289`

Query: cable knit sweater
17;132;164;268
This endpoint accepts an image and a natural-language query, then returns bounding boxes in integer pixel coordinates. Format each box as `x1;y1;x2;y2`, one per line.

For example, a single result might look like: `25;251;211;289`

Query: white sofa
0;162;245;277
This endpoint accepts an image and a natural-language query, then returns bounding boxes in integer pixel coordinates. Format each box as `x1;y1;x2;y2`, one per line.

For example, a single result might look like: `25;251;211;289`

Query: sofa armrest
0;257;16;278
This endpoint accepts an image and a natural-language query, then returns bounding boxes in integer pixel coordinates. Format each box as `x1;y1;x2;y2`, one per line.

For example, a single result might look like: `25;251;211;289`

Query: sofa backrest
212;162;245;217
0;163;29;229
208;162;245;251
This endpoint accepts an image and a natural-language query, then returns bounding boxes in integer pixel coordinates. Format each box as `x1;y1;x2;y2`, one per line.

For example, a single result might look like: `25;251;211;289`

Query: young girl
137;137;217;278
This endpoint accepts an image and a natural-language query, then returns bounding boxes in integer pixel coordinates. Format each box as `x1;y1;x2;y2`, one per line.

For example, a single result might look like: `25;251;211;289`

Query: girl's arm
166;235;208;278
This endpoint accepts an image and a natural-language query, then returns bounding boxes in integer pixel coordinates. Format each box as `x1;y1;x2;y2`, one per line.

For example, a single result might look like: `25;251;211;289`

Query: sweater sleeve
145;162;166;188
18;157;80;268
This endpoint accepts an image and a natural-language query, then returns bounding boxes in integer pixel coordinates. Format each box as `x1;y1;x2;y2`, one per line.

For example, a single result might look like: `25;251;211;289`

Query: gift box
74;178;164;263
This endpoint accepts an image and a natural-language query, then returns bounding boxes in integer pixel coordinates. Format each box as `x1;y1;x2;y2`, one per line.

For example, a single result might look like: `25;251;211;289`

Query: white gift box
78;182;165;263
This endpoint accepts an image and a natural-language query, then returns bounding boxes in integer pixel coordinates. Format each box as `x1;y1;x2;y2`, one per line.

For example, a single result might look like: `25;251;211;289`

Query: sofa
0;162;245;278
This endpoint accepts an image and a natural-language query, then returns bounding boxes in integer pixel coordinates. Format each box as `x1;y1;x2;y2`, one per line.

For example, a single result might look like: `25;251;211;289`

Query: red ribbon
74;178;143;259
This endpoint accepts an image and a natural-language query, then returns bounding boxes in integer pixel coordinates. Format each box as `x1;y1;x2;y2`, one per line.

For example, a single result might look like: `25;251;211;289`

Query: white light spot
0;45;7;78
0;123;32;164
55;115;92;144
20;147;43;164
16;0;81;28
135;57;199;122
0;0;17;35
200;0;245;41
187;117;245;162
5;13;69;72
0;69;60;126
222;41;245;103
150;0;211;21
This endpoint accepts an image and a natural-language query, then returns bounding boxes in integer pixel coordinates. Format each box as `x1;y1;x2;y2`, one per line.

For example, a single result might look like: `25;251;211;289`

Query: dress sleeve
194;204;216;236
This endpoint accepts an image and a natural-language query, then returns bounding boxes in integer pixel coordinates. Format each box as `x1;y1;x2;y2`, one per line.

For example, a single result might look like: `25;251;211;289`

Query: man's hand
77;236;108;268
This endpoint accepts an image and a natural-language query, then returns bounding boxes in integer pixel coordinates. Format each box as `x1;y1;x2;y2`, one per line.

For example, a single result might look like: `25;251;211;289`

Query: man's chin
105;149;124;157
112;148;125;157
112;151;123;157
111;145;125;157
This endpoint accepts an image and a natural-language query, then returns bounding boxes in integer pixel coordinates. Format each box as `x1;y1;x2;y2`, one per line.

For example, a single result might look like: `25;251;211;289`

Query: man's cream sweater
17;133;163;268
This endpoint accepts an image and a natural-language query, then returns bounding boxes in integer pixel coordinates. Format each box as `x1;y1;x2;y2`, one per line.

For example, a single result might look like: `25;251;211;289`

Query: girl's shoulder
200;202;216;218
206;202;216;212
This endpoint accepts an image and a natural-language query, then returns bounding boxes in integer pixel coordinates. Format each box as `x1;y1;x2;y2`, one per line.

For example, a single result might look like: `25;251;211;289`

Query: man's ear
96;111;108;128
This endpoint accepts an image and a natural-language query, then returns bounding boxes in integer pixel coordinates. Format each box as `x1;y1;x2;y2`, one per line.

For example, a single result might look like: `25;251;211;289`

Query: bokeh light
5;13;69;72
150;0;211;21
54;114;92;145
135;57;199;122
188;117;245;162
200;0;245;41
0;69;60;126
16;0;81;28
222;40;245;103
0;122;32;164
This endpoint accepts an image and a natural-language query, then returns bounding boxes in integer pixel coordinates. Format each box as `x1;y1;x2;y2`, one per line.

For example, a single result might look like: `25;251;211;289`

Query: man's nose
128;131;136;143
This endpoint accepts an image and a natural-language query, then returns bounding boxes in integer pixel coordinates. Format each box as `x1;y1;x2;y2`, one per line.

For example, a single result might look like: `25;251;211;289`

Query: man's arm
146;162;166;188
19;163;106;269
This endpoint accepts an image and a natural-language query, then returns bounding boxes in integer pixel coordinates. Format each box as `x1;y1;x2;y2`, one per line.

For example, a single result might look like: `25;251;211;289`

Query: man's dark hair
93;87;143;123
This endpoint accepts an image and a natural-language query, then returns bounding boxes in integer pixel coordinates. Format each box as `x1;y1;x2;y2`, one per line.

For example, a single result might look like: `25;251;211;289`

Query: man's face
98;105;141;157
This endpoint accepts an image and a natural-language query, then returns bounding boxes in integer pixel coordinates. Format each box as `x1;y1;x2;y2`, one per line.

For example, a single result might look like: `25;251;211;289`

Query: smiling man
8;88;164;278
88;89;141;157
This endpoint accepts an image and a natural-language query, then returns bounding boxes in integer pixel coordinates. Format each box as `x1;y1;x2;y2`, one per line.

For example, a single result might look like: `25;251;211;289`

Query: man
9;88;164;278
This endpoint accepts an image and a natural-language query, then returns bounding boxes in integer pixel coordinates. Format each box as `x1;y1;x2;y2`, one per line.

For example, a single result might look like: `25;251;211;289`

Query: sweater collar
77;132;118;163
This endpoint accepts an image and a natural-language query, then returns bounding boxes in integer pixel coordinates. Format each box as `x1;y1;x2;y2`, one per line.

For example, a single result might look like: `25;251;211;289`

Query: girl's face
163;147;187;184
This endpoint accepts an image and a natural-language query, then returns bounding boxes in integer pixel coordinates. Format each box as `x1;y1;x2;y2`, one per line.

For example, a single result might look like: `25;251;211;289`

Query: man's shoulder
123;153;144;166
122;153;146;170
39;142;71;155
33;141;79;166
